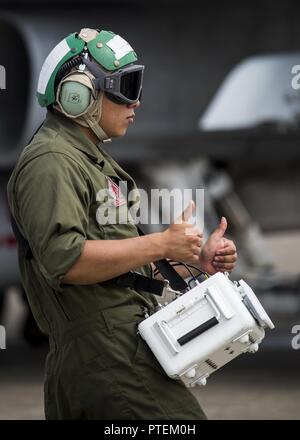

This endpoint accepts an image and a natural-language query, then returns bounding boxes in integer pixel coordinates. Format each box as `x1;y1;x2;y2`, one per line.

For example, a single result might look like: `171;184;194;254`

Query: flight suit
7;110;207;420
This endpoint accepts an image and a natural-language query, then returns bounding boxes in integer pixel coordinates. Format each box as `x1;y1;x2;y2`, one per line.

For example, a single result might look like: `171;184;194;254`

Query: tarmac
0;336;299;420
0;280;299;420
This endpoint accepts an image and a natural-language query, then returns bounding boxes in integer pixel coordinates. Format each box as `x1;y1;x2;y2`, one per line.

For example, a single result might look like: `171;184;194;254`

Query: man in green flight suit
7;28;237;420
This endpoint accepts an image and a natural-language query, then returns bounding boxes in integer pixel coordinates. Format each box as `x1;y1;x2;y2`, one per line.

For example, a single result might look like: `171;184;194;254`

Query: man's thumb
175;200;195;223
213;216;227;237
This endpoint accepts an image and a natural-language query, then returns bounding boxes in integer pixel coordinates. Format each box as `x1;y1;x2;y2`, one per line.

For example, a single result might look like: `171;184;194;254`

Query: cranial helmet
37;28;144;142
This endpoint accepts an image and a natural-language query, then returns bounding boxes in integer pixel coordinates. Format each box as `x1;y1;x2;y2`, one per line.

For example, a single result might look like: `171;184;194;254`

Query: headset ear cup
59;81;92;116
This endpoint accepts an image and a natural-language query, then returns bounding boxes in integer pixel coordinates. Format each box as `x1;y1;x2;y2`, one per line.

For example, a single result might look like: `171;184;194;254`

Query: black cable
169;260;209;277
154;260;197;285
153;259;210;293
154;261;203;277
183;263;210;279
169;262;196;281
166;260;209;279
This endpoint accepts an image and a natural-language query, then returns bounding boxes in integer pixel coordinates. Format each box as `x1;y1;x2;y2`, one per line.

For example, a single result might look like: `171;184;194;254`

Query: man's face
99;94;140;138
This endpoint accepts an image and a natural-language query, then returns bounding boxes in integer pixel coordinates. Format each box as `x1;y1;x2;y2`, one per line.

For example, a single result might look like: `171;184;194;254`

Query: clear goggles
82;58;144;105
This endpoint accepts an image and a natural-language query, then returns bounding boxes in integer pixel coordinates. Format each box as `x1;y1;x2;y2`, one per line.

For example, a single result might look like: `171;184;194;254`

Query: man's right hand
160;200;203;264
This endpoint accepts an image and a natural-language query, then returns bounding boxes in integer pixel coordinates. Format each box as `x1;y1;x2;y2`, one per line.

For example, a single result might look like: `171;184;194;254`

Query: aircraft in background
0;14;299;345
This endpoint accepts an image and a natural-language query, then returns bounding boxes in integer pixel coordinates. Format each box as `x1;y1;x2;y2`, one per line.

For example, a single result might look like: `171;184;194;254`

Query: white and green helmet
37;29;144;107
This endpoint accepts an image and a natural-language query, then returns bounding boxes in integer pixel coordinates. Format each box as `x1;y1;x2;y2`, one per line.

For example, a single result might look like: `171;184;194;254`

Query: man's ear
59;81;92;116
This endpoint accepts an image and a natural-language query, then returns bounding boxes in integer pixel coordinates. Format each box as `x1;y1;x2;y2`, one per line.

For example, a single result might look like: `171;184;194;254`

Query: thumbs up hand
199;217;237;275
161;200;203;264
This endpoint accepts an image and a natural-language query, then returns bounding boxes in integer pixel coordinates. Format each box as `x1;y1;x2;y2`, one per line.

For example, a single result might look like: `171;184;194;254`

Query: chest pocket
92;157;141;240
96;178;139;240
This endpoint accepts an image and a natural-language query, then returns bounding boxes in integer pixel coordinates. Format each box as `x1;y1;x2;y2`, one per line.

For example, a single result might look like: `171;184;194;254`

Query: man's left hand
199;217;237;275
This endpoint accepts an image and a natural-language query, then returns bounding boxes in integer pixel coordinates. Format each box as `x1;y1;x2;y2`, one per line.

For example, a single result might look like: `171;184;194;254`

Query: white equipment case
138;272;274;387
